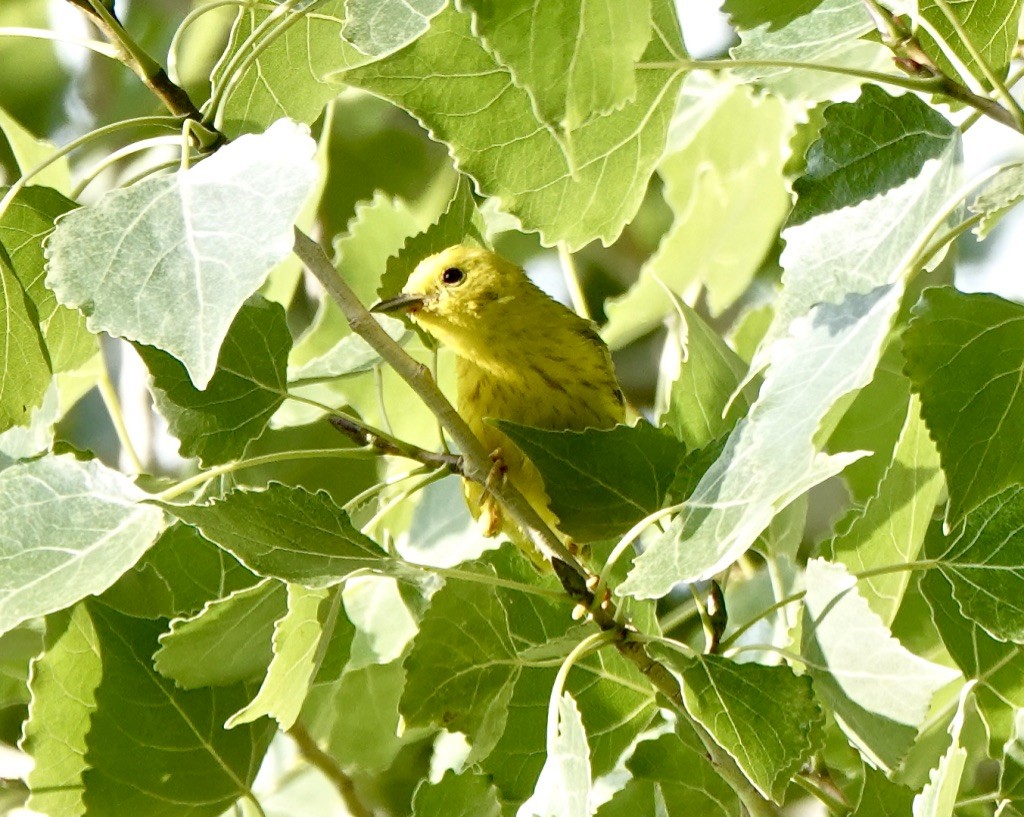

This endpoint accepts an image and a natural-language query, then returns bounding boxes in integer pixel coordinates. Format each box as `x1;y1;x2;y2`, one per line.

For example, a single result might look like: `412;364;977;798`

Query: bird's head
372;245;529;353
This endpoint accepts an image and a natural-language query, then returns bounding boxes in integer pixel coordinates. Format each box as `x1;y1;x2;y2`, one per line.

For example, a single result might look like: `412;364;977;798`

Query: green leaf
603;78;793;347
523;693;591;817
789;86;961;227
0;107;71;192
137;296;290;466
344;0;686;248
101;521;259;619
0;185;94;371
45;119;318;389
458;0;652;130
651;647;823;802
922;566;1024;756
828;394;944;624
304;659;407;772
928;485;1024;643
400;561;520;758
596;731;743;816
342;0;445;57
212;1;365;136
912;681;973;817
1001;709;1024;801
24;601;274;817
728;0;889;98
918;0;1023;87
22;604;101;817
154;580;287;688
403;549;656;802
379;174;485;301
970;161;1024;239
493;420;686;543
905;287;1024;523
0;254;49;432
0;455;165;637
619;87;962;599
227;583;333;729
801;559;959;771
413;771;502;817
657;298;754;449
162;482;386;587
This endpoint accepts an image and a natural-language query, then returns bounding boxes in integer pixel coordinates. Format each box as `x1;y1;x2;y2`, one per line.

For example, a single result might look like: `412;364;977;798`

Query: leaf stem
287;723;373;817
0;26;118;58
154;448;375;502
546;631;615;747
70;135;191;198
558;242;591;320
97;351;144;474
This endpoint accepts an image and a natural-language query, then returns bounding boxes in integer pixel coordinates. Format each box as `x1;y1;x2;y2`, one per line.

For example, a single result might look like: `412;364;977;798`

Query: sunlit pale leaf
829;394;943;624
621;285;894;597
0;455;164;637
802;559;960;771
46;119;318;389
162;483;385;587
154;580;286;688
344;0;686;248
343;0;445;57
458;0;652;131
912;681;974;817
728;0;890;98
603;79;793;347
905;287;1024;523
619;87;961;599
970;162;1024;239
0;106;71;191
522;693;591;817
227;583;332;729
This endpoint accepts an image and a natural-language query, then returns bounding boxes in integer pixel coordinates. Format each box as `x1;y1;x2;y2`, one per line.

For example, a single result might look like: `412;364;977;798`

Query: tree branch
287;724;373;817
66;0;222;146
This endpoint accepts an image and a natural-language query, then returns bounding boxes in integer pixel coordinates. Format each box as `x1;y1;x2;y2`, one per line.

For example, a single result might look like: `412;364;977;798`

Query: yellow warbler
373;245;625;552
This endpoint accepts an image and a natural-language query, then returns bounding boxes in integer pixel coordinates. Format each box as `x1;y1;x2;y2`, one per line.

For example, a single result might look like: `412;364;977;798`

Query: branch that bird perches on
291;228;779;817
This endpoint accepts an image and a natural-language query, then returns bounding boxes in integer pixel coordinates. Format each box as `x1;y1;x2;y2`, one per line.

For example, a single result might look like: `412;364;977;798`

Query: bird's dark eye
441;267;465;285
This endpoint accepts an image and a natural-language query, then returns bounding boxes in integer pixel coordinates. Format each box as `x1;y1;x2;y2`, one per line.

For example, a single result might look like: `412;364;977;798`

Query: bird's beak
370;293;425;314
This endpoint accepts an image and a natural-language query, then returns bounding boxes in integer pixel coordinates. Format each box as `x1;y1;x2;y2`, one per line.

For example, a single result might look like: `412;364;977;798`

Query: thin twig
287;724;373;817
329;415;463;474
